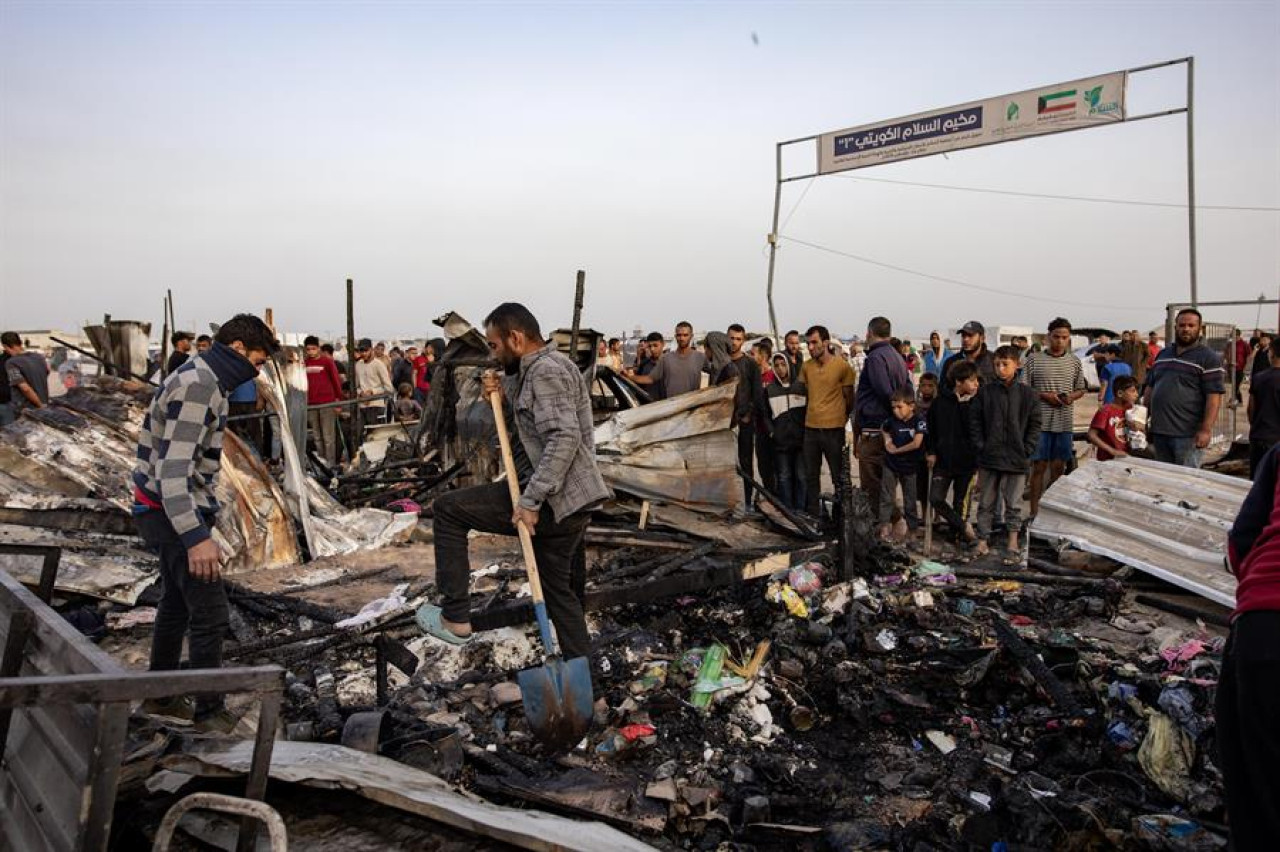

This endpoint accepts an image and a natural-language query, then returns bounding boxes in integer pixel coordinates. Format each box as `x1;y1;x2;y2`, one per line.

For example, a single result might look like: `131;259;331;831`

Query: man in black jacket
926;359;980;542
717;323;768;508
970;346;1042;559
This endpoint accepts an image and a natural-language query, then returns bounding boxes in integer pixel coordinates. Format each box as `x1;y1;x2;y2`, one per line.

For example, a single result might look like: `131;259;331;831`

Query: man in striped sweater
1022;318;1087;518
132;314;279;728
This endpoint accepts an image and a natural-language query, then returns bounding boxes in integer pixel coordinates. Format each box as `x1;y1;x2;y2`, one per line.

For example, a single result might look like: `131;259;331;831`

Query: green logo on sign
1007;102;1019;121
1084;86;1103;108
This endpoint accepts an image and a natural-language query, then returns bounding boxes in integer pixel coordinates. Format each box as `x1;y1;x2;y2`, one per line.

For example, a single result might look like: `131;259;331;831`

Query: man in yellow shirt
799;325;856;518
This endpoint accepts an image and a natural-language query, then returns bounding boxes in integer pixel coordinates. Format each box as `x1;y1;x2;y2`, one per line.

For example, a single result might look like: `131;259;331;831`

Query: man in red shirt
1219;443;1280;847
411;344;433;404
1226;329;1251;405
304;335;344;466
1146;331;1162;370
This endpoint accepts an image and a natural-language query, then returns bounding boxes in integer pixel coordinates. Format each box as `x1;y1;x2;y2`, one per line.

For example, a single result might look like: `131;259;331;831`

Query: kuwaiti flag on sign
1037;88;1078;115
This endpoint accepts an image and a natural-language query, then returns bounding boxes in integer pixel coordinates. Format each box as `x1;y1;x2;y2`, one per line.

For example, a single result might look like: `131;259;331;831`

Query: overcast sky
2;1;1277;343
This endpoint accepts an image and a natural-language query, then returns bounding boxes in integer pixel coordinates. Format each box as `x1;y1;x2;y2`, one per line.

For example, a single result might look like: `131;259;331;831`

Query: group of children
877;347;1144;560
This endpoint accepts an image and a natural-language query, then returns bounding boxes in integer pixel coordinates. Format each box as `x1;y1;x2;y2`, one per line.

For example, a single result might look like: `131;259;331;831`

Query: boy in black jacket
926;360;980;543
970;346;1042;560
767;353;808;511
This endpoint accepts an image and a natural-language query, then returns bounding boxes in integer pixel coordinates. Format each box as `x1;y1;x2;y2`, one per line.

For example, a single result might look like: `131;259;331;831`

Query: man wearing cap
167;331;194;374
941;322;996;388
354;338;394;424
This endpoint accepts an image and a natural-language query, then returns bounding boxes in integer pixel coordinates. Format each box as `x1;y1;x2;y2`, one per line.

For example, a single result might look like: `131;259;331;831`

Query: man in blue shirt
854;316;912;533
1097;344;1133;405
1143;308;1225;468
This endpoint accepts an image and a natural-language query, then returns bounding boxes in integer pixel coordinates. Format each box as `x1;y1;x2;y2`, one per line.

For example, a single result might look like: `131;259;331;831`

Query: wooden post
569;270;585;359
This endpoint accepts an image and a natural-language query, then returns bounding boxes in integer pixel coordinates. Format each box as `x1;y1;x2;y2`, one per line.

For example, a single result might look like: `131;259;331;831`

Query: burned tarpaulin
0;375;414;600
593;381;742;513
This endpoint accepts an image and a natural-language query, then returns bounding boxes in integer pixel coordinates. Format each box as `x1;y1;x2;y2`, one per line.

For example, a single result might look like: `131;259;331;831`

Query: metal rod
1186;55;1198;307
50;336;158;386
1168;299;1278;308
765;142;783;342
346;278;360;447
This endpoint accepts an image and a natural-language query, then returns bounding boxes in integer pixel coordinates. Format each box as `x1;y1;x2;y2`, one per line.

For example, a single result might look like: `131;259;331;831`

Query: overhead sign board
817;72;1127;174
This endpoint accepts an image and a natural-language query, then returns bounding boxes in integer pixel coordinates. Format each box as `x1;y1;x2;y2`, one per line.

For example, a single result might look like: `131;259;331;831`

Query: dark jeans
774;447;806;511
858;431;899;523
755;430;777;495
880;466;919;528
802;427;846;517
432;481;591;659
930;469;975;534
136;510;229;716
229;401;270;459
1216;611;1280;849
1151;433;1202;469
737;424;756;506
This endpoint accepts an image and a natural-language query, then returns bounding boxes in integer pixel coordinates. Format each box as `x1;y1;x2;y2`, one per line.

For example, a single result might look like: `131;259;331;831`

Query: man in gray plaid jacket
132;314;279;728
417;303;610;659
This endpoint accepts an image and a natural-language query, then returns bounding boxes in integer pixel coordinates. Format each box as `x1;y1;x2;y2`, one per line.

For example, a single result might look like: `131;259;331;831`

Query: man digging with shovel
417;302;609;742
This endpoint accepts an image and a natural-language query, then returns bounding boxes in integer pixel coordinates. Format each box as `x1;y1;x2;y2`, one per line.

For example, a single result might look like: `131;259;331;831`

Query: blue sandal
415;604;473;645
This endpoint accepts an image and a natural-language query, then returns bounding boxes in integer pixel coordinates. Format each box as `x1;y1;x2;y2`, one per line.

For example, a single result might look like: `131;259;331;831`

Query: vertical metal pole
1185;56;1198;307
765;143;783;342
346;278;360;451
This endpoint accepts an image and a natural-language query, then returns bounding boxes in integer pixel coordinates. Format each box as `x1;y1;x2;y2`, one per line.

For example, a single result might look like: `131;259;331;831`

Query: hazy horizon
2;2;1277;341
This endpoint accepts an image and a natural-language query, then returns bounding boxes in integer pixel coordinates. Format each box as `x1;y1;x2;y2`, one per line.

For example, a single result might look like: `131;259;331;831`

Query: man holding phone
1021;318;1088;518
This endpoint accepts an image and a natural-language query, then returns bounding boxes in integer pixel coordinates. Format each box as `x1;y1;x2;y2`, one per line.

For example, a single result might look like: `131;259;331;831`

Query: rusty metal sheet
1030;457;1246;607
594;382;742;513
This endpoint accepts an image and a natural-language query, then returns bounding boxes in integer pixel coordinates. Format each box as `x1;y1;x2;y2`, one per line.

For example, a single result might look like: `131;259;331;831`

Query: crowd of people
589;309;1280;561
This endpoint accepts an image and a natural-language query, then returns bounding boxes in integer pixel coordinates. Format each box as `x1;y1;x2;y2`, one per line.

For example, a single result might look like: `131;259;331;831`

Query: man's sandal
415;604;472;645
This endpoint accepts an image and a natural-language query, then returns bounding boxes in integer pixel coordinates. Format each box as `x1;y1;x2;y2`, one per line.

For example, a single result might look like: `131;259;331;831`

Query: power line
779;177;816;233
780;235;1152;312
832;174;1280;212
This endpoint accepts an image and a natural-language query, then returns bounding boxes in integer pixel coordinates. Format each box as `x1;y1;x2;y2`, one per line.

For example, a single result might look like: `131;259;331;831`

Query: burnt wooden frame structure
0;551;284;852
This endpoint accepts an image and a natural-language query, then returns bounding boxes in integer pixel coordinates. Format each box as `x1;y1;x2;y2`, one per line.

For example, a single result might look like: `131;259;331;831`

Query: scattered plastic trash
629;661;669;695
1158;686;1208;738
1107;720;1140;751
925;730;956;754
788;563;824;595
765;582;809;618
1131;814;1226;850
1138;712;1197;803
384;498;421;514
335;583;409;629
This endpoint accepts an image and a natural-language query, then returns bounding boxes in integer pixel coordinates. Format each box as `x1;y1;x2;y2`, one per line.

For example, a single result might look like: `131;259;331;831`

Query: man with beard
941;321;996;387
783;330;805;377
1144;308;1225;468
627;322;708;398
417;303;610;658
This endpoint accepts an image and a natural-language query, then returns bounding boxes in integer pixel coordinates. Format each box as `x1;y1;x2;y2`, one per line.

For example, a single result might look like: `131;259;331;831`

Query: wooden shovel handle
489;388;547;610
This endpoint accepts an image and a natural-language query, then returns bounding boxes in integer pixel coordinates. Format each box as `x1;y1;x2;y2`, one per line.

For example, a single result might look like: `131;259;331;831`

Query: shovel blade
518;655;593;750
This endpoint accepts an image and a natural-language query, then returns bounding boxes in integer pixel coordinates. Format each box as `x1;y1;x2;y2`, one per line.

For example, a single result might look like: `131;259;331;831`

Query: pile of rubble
91;498;1226;850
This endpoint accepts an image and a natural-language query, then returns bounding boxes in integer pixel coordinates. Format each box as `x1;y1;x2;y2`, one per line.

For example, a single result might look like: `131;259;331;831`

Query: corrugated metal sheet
1030;456;1247;607
593;381;741;513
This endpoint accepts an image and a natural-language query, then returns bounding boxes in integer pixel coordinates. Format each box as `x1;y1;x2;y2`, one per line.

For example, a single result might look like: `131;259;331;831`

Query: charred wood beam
595;541;716;584
1134;593;1231;627
989;615;1084;717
